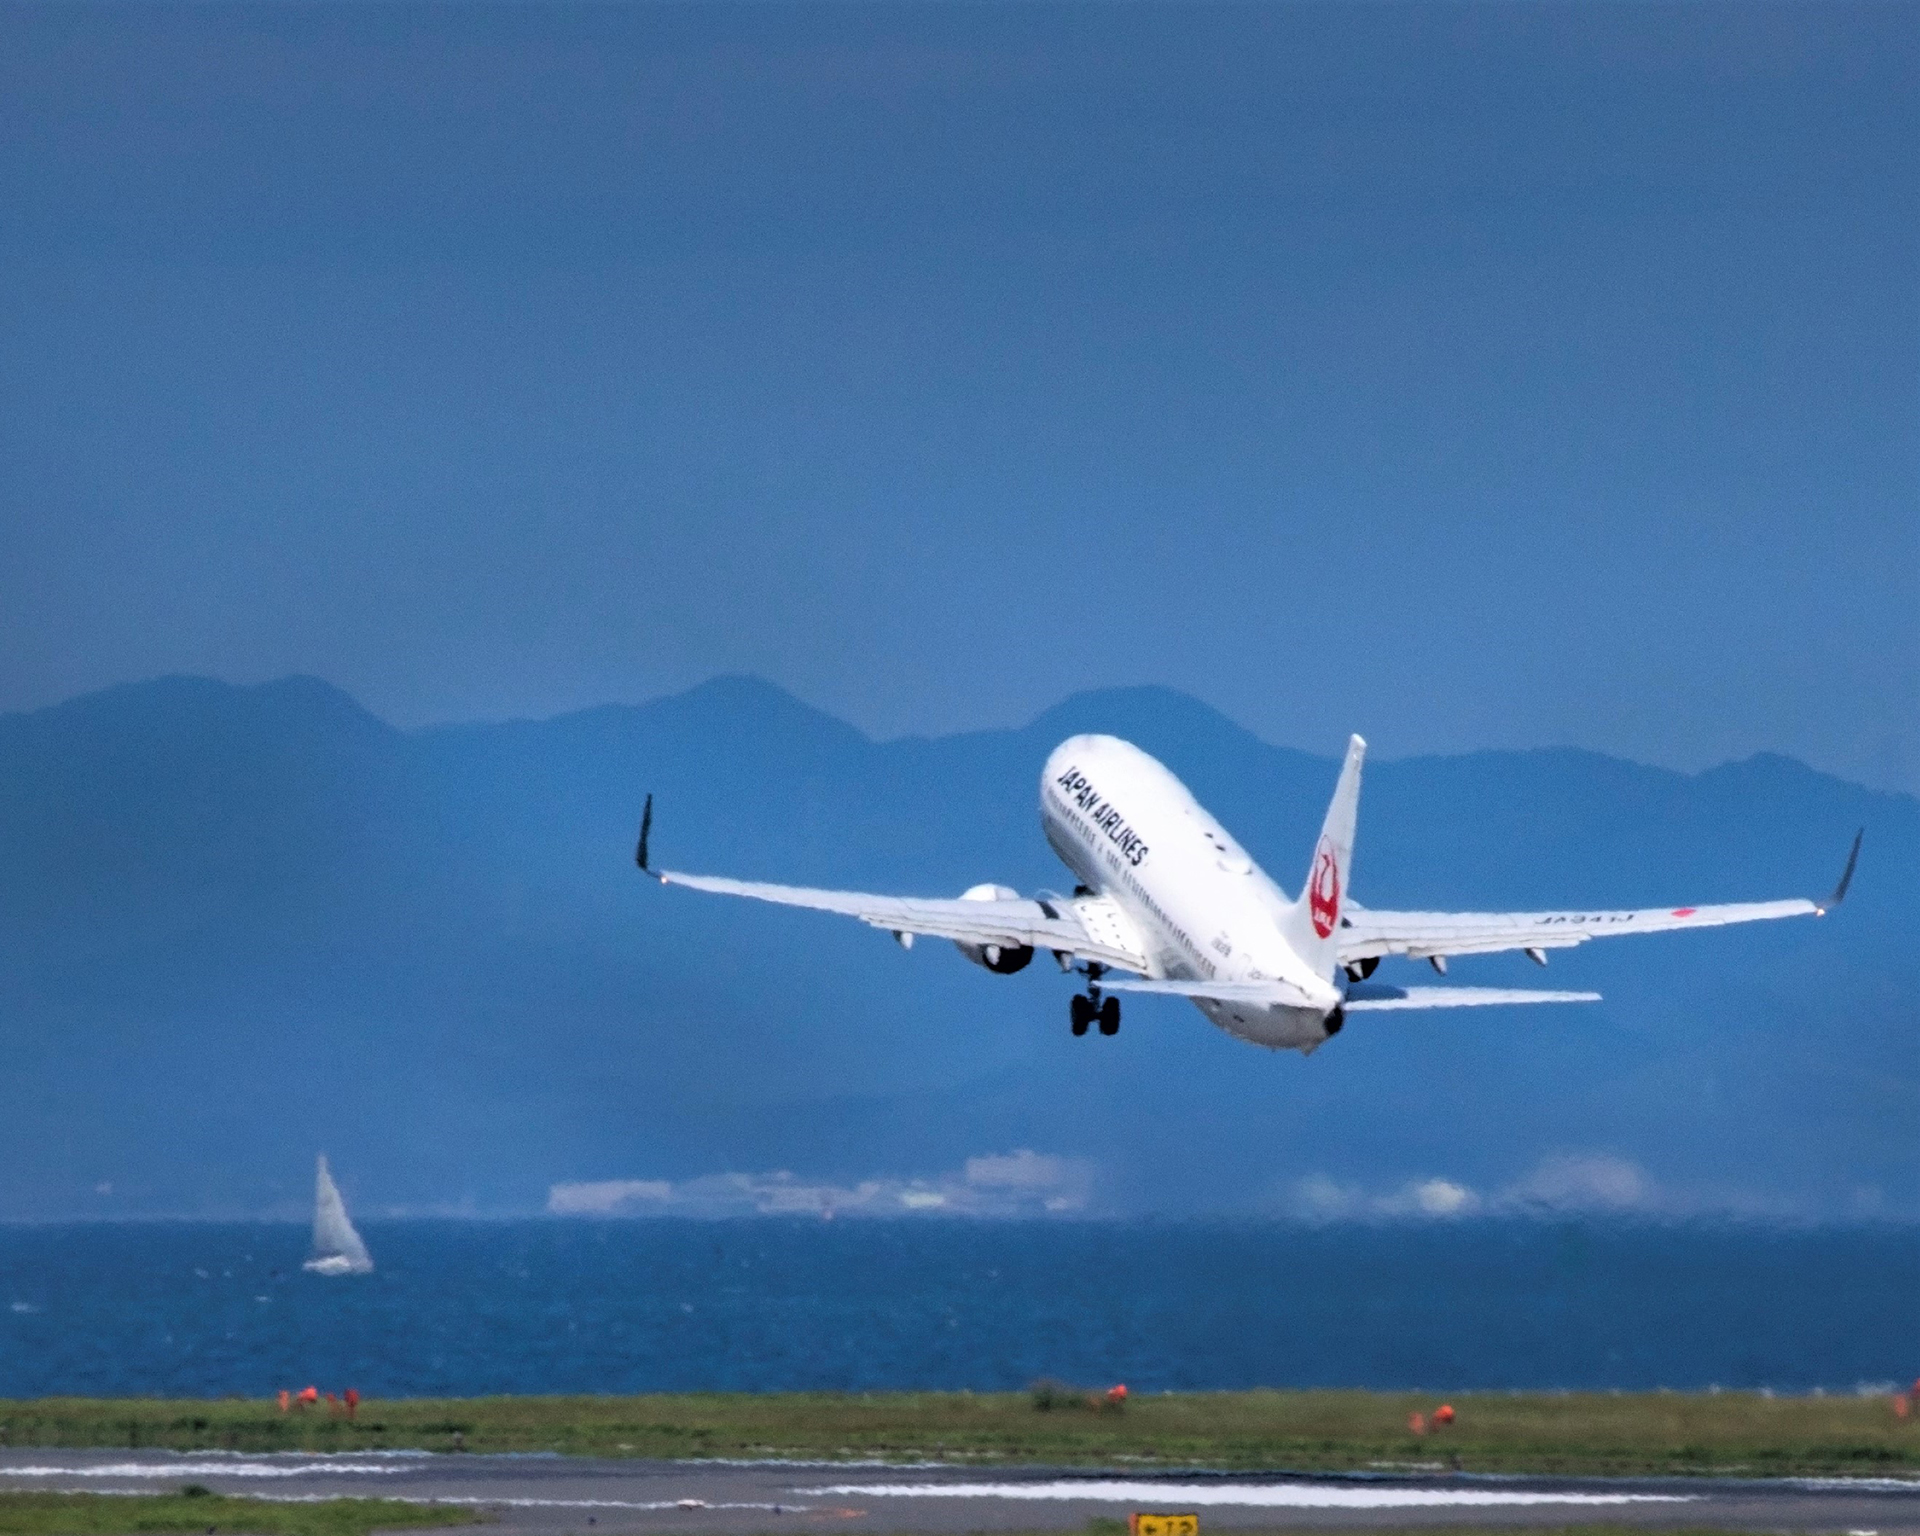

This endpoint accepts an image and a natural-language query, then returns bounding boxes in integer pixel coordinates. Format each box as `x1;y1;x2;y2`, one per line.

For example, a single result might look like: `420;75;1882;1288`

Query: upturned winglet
635;794;657;877
1818;828;1863;914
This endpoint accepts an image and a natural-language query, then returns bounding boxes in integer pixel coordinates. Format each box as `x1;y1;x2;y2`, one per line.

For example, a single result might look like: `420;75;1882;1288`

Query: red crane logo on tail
1309;837;1341;938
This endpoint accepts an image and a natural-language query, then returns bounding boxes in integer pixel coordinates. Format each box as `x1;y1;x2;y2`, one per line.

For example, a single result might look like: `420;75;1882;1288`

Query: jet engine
952;883;1034;974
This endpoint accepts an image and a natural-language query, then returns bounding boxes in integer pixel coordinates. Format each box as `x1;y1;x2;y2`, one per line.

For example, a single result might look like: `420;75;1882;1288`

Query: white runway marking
265;1494;811;1511
450;1498;804;1511
0;1460;406;1479
1789;1478;1920;1491
817;1480;1697;1509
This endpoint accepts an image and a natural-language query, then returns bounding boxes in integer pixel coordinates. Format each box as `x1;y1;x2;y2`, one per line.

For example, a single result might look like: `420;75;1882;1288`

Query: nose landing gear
1068;966;1121;1036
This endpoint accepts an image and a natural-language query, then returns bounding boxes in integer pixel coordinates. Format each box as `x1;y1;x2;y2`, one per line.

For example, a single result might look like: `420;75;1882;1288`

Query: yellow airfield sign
1129;1515;1199;1536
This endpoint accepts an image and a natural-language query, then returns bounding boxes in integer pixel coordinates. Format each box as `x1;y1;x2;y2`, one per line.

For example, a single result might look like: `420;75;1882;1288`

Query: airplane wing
635;799;1150;972
652;869;1152;970
1341;983;1600;1010
1338;831;1861;966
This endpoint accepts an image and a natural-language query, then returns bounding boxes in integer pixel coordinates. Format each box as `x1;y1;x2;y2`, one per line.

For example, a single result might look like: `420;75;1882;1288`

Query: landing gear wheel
1069;994;1093;1036
1098;995;1120;1035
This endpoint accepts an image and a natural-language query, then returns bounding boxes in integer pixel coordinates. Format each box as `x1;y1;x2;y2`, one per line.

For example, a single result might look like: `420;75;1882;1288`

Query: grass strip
0;1489;474;1535
0;1391;1913;1477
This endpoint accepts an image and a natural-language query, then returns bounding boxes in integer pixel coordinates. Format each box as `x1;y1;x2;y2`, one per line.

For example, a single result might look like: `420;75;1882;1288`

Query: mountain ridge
0;673;1910;1222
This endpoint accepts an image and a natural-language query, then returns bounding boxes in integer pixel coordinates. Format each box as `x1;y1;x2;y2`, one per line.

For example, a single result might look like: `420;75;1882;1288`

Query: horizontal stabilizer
1342;983;1601;1011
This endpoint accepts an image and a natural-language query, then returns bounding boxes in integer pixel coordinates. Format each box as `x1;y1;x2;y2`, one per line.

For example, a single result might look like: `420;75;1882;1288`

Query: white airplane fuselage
1039;734;1342;1050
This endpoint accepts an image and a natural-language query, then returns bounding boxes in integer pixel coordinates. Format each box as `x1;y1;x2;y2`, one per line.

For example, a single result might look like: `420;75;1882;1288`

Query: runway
1;1449;1915;1536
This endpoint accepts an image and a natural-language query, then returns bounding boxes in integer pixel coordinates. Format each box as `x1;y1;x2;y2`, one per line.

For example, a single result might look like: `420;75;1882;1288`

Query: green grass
0;1490;473;1535
0;1391;1913;1477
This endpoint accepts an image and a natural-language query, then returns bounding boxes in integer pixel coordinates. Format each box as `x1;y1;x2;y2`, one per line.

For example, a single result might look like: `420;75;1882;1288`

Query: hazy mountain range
0;675;1911;1222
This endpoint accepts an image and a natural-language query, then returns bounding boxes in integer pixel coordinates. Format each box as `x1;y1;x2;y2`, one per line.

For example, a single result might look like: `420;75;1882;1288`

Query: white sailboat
303;1155;374;1276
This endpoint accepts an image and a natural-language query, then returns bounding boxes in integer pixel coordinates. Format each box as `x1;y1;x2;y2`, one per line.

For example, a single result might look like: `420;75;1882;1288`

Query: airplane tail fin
1281;734;1365;980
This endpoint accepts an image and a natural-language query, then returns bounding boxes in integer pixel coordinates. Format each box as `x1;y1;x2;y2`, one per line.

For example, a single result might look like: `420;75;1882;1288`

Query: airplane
635;733;1860;1053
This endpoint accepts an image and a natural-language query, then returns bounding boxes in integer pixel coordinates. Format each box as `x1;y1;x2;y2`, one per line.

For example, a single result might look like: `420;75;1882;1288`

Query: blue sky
2;0;1914;790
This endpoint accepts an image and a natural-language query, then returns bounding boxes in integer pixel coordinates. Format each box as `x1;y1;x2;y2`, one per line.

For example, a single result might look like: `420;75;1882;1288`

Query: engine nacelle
952;883;1034;974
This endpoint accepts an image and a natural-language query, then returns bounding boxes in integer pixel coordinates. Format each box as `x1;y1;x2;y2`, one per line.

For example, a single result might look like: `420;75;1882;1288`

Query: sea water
0;1219;1911;1398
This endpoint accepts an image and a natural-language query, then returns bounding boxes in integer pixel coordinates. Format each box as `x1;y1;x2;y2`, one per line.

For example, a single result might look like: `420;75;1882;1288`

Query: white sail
303;1155;373;1275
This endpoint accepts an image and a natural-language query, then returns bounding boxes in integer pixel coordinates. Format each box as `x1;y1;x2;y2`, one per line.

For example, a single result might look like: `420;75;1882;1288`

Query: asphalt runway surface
2;1450;1916;1536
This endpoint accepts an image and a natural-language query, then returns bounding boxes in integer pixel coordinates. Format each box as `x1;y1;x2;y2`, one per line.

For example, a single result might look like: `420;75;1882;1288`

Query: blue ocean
0;1220;1912;1400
